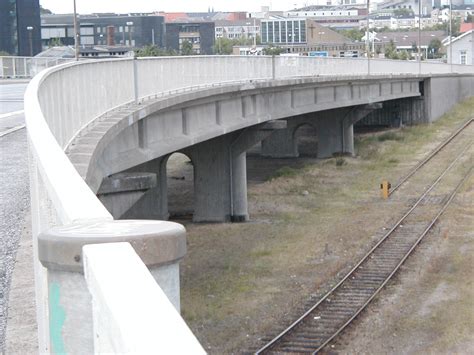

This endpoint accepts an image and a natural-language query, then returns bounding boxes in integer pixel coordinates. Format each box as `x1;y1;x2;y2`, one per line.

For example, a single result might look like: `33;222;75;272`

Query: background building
41;13;164;49
215;20;260;40
446;29;474;64
0;0;41;56
261;18;363;56
164;22;215;54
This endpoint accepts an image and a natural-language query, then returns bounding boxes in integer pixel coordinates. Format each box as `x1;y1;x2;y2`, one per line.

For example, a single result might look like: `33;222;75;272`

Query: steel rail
256;139;473;354
389;117;473;196
312;167;472;354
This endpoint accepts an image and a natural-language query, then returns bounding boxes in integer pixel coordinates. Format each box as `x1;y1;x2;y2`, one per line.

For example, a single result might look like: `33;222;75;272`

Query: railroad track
256;119;473;354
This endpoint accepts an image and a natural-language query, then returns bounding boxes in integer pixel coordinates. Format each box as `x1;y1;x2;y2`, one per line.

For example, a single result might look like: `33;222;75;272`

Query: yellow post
380;181;391;199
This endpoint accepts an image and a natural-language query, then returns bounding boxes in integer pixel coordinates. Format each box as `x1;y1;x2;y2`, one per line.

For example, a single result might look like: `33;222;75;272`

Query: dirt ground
169;98;474;354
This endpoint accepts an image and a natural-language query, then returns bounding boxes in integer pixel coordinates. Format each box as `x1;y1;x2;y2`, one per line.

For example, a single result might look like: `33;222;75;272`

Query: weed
270;166;298;180
251;249;272;258
377;131;404;142
335;157;347;166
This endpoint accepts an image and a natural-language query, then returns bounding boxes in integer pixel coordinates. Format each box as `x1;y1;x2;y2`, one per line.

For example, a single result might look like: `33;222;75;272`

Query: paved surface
0;129;30;352
0;83;26;115
0;82;32;352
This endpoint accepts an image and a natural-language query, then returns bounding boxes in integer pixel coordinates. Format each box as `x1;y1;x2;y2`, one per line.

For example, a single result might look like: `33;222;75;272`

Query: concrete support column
316;115;352;158
186;135;234;223
38;220;186;353
187;120;286;223
316;104;382;158
231;152;248;222
121;157;169;220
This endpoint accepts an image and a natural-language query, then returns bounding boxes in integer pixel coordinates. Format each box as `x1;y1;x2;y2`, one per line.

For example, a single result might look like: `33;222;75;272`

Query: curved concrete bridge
56;58;473;223
24;56;473;353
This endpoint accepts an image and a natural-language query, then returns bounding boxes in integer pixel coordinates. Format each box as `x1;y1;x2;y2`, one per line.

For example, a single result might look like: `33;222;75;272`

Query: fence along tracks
256;119;473;354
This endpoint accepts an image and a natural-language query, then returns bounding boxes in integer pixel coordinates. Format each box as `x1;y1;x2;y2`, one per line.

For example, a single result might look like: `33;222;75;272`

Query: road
0;82;29;351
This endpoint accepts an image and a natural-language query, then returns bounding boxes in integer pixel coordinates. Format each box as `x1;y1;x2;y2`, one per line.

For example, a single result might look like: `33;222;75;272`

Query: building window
275;22;280;43
262;22;268;43
460;50;467;65
268;22;273;43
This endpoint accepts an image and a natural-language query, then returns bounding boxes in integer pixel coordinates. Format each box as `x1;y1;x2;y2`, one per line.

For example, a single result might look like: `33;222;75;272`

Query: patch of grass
377;131;404;142
251;249;272;258
335;157;347;166
270;166;299;180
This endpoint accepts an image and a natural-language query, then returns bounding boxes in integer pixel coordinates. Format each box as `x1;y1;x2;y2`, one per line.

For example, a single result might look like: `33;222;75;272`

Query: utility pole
73;0;79;61
366;0;370;75
449;0;453;71
253;17;257;48
27;26;33;56
418;0;422;74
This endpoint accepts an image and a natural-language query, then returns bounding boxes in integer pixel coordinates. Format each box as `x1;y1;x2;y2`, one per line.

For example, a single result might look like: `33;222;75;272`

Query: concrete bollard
38;220;186;354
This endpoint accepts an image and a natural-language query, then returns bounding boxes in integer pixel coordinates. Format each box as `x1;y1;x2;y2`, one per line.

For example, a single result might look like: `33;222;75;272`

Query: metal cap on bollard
38;220;186;272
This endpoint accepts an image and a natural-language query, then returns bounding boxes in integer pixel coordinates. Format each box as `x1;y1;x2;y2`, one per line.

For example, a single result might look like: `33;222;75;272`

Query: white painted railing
0;56;73;78
25;55;472;353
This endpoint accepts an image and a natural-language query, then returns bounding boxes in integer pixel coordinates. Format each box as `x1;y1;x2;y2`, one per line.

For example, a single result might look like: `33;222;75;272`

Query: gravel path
0;128;30;352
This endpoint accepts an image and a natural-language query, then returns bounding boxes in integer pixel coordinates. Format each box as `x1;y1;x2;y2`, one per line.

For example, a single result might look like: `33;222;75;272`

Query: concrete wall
424;75;474;122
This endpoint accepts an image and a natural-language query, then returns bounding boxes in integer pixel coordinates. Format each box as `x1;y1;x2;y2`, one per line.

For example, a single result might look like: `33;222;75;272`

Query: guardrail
25;56;472;353
0;56;73;78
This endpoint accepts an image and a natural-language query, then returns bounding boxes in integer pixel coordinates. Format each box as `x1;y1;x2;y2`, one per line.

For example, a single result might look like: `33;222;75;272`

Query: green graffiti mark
49;283;66;354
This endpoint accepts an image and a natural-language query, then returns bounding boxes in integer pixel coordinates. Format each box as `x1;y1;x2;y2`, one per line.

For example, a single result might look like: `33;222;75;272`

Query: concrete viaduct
63;67;473;223
24;56;474;353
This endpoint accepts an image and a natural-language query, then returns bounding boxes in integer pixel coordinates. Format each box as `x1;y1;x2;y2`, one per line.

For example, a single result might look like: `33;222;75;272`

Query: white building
361;15;438;29
285;8;361;18
445;29;474;65
215;20;260;40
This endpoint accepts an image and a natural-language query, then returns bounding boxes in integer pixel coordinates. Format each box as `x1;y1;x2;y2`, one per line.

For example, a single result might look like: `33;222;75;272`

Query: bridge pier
261;105;381;159
261;116;317;158
317;104;382;158
116;121;286;223
186;121;286;223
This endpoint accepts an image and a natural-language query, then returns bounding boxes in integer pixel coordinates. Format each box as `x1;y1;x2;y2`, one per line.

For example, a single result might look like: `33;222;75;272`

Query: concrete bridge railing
25;56;472;353
0;56;73;79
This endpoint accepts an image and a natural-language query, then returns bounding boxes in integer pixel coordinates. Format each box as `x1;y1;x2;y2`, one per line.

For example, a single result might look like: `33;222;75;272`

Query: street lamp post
27;26;33;57
126;21;134;47
73;0;79;61
449;0;453;71
366;0;371;75
418;0;422;73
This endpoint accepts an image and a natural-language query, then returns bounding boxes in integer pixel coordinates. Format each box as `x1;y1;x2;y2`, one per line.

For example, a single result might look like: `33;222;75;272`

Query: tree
180;40;194;56
263;44;285;55
213;36;262;55
467;14;473;23
399;50;409;60
135;45;177;57
214;37;234;55
338;29;364;41
393;8;414;17
384;39;398;59
428;38;442;58
0;50;11;56
40;5;52;15
49;38;63;47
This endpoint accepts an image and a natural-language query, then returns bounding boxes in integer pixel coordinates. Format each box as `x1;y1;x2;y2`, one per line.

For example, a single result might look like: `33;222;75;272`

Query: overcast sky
39;0;304;14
